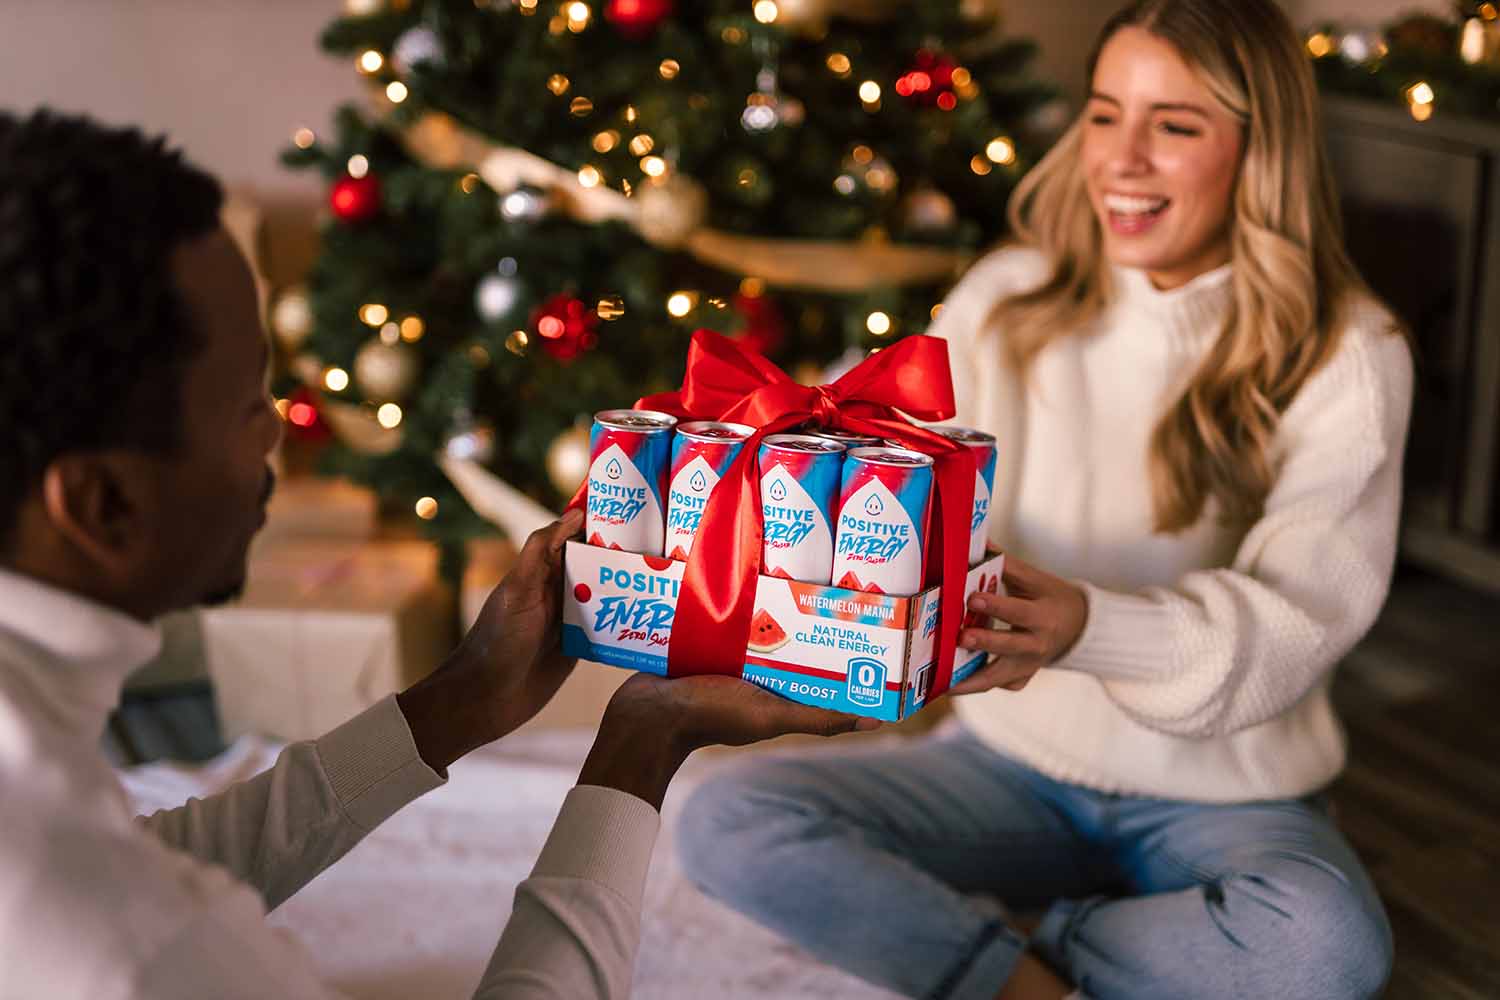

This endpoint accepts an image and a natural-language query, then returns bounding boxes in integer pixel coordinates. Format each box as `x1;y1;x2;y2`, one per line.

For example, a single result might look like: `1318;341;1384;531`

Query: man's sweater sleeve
1052;317;1414;738
474;785;661;999
136;694;443;910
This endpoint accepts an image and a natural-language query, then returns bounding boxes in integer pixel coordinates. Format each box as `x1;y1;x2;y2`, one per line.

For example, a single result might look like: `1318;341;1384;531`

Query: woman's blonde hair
994;0;1373;532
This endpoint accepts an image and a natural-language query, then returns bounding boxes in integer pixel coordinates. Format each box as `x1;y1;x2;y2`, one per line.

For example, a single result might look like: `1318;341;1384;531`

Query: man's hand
948;554;1088;696
577;673;879;809
398;509;583;773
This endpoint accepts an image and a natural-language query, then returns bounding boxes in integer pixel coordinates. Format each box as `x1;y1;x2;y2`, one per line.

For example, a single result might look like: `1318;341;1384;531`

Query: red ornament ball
284;387;331;442
895;49;959;109
604;0;673;38
330;173;381;222
730;290;785;356
531;293;601;363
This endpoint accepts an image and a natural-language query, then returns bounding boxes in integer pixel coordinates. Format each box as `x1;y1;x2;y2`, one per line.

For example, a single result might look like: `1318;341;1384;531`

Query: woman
676;1;1410;998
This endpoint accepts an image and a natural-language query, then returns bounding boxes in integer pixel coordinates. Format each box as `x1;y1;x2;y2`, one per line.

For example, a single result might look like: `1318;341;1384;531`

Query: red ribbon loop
573;329;977;703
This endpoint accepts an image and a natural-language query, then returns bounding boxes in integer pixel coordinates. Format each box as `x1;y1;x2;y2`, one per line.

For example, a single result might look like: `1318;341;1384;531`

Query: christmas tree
274;0;1055;552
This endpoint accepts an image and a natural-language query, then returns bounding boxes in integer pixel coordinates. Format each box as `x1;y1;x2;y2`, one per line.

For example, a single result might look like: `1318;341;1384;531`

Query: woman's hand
949;554;1088;695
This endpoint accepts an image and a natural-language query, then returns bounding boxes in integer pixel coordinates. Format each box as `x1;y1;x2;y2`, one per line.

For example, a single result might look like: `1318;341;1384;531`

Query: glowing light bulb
866;311;892;336
753;0;778;23
640;155;667;178
986;137;1016;165
377;403;403;429
358;50;384;73
400;316;425;342
859;81;881;104
347;154;370;178
415;497;439;519
578;164;603;188
667;292;695;317
323;367;350;392
292;127;316;149
359;303;389;326
385;81;408;103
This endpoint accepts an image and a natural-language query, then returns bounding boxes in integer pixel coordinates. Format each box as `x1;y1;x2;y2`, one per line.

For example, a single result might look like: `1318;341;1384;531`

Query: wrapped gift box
203;539;454;741
562;541;1003;722
255;476;379;546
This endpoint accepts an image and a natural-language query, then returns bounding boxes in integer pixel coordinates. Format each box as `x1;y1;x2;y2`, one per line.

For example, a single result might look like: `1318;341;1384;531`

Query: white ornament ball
901;187;959;233
354;339;420;401
270;286;314;350
392;26;442;74
636;177;708;248
444;419;497;464
546;424;591;495
475;273;523;322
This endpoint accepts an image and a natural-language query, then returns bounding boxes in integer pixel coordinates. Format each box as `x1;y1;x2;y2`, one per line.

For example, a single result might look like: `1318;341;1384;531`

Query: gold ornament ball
772;0;831;32
270;286;314;350
354;339;420;401
636;176;708;249
546;424;591;495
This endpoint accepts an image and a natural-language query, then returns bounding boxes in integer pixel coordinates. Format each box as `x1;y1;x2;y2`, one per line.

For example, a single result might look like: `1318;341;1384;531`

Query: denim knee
677;762;816;902
1216;855;1393;999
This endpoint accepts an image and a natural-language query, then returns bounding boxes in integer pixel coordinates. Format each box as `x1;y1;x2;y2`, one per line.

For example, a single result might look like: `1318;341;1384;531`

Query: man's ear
39;452;151;575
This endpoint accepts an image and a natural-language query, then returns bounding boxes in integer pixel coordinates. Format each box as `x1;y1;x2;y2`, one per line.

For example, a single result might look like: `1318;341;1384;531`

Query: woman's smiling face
1080;26;1246;290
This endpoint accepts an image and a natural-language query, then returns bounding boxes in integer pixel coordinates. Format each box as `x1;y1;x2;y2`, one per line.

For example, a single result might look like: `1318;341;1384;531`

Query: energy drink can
758;434;845;584
930;425;997;565
832;447;934;595
586;409;677;554
665;421;754;562
807;428;883;449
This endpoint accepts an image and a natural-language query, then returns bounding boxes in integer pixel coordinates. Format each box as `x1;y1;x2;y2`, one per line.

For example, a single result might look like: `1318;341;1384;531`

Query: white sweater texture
930;247;1413;802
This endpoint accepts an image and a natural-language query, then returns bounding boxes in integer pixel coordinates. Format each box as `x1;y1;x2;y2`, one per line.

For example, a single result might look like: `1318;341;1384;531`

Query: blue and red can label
930;426;997;565
758;434;845;584
832;447;934;595
586;409;677;554
665;421;753;562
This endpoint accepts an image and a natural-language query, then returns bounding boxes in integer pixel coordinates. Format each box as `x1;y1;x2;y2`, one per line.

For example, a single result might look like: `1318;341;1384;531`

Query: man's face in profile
131;228;281;611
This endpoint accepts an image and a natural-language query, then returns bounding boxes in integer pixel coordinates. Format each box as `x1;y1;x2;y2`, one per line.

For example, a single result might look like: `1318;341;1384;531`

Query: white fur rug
120;731;903;1000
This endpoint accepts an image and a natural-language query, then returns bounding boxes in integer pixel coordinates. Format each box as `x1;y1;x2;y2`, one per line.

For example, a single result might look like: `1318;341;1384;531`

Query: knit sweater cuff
532;786;661;907
315;693;445;832
1052;582;1173;682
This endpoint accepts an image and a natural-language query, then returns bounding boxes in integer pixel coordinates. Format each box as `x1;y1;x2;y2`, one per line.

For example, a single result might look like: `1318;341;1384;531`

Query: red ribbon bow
571;330;976;700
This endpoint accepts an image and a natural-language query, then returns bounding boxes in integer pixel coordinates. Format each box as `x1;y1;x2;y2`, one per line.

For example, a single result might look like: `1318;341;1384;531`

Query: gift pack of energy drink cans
583;409;998;596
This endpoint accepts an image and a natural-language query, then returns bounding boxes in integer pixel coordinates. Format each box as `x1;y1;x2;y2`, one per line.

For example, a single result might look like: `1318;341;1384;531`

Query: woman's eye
1088;114;1116;126
1159;121;1200;137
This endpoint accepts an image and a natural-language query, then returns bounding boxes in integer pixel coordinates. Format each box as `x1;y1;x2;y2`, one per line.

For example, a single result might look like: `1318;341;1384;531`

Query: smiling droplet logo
864;494;884;516
769;478;788;502
606;458;623;481
690;469;707;492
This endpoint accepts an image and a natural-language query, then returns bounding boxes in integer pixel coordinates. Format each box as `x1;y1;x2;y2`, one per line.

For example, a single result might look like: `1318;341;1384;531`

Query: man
0;110;872;998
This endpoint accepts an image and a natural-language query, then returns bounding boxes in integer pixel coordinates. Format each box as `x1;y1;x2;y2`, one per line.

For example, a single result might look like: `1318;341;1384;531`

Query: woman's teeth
1104;194;1169;217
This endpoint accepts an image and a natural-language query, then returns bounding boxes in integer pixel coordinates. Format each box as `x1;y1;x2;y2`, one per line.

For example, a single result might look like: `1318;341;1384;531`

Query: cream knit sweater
930;247;1413;802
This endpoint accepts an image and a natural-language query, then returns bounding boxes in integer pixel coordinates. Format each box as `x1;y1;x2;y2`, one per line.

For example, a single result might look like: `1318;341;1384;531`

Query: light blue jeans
676;724;1392;1000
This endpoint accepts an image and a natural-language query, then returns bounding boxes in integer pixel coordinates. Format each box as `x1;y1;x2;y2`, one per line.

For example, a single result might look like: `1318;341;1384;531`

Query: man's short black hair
0;110;223;552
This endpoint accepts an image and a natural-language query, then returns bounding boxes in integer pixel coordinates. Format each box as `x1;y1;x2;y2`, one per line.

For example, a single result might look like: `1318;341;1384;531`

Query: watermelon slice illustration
642;555;675;571
836;570;864;591
767;565;793;580
667;546;691;562
589;532;608;547
746;608;790;653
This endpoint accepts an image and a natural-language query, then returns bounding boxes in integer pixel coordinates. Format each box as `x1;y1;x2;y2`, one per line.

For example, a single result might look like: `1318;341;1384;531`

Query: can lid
848;446;934;467
595;409;678;431
761;433;846;454
809;428;880;443
929;425;996;446
678;421;755;442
